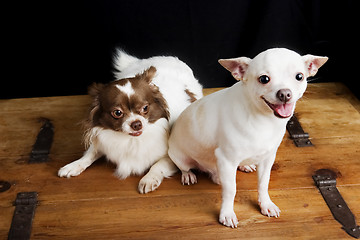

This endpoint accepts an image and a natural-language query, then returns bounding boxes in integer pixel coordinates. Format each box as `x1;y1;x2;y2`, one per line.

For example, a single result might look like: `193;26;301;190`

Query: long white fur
58;50;203;194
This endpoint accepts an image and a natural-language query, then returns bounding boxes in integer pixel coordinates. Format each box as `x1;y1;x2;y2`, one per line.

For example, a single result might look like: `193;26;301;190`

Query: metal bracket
286;116;313;147
29;119;54;163
313;169;360;238
8;192;38;240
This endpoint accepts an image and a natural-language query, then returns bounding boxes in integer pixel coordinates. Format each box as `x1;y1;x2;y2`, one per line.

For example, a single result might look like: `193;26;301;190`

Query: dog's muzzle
262;97;294;118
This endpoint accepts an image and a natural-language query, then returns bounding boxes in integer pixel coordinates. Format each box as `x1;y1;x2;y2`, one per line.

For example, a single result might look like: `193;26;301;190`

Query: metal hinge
313;169;360;238
286;116;313;147
29;119;54;163
8;192;38;240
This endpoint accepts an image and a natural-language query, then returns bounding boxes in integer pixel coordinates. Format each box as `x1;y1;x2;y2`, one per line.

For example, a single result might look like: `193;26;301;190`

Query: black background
3;0;359;99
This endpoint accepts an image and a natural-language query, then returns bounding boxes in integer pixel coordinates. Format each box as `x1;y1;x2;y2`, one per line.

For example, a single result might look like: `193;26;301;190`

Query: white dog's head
219;48;328;119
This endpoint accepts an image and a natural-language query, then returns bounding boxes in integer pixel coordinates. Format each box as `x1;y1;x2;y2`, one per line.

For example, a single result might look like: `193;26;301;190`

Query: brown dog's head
85;66;169;137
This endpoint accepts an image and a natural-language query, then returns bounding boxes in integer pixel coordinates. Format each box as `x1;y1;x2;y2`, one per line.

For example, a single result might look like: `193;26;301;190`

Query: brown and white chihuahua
58;50;203;193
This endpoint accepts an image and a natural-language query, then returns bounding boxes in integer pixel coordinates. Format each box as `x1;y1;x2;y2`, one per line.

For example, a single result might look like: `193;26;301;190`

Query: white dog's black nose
277;89;292;103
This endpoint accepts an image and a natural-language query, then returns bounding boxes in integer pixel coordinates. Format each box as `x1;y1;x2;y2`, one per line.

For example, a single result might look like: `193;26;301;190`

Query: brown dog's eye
142;105;149;114
111;109;123;119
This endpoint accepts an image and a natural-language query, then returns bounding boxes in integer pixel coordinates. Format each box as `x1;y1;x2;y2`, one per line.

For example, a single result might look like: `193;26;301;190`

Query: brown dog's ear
88;82;104;100
82;83;105;147
302;55;328;77
136;66;157;83
218;57;251;81
83;83;104;130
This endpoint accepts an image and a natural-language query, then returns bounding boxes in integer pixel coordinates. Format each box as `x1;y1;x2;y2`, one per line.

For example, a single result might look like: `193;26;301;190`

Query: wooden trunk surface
0;82;359;239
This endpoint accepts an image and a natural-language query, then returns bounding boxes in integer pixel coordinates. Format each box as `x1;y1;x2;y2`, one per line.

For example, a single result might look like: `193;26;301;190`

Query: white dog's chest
237;149;274;166
225;141;278;167
219;122;286;163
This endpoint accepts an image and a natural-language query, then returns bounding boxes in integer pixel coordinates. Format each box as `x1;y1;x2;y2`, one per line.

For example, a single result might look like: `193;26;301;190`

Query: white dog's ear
218;57;251;81
302;55;328;77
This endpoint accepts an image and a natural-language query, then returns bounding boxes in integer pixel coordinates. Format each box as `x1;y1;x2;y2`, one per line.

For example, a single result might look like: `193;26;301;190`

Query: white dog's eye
259;75;270;84
295;73;304;81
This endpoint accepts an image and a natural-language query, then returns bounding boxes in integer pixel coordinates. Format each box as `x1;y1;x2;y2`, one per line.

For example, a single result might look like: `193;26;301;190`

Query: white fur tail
113;49;139;73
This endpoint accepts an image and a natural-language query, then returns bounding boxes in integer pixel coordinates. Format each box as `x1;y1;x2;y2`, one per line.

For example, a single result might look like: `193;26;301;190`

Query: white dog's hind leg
58;144;101;178
138;156;178;194
257;152;281;217
168;147;198;185
181;170;197;185
215;148;239;228
238;164;257;173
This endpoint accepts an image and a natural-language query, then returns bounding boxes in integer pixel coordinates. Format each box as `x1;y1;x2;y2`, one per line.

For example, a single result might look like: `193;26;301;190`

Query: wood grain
0;83;359;239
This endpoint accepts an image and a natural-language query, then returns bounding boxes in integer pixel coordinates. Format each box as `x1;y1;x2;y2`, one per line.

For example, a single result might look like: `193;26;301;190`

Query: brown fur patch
185;89;197;103
135;66;157;83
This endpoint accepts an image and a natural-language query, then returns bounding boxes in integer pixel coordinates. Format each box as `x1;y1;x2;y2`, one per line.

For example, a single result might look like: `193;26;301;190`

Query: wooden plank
2;187;359;239
296;98;360;139
304;82;360;113
0;139;359;238
0;95;90;158
1;83;360;239
0;135;359;201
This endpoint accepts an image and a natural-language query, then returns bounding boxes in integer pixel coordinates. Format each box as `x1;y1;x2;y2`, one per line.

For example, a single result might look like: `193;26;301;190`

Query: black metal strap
29;119;54;163
286;116;313;147
8;192;38;240
313;169;360;238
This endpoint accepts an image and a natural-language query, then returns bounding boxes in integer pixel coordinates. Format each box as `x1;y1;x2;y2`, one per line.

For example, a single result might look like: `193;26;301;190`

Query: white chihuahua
168;48;328;228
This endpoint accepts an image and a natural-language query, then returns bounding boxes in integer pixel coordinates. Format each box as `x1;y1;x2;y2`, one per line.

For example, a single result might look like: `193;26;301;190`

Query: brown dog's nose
130;120;142;131
277;89;292;103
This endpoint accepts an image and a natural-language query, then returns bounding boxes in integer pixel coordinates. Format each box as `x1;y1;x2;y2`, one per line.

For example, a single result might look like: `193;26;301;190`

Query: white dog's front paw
238;164;256;173
138;173;163;194
219;210;239;228
181;170;197;185
259;200;281;218
58;161;87;178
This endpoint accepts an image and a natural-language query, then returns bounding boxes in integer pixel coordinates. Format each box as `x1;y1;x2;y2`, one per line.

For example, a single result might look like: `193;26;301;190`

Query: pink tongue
273;102;294;118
